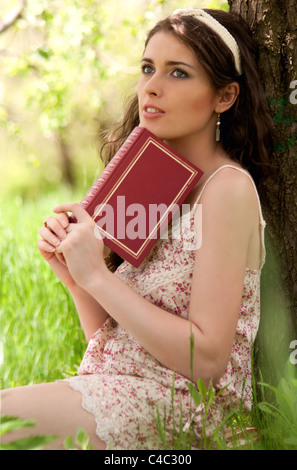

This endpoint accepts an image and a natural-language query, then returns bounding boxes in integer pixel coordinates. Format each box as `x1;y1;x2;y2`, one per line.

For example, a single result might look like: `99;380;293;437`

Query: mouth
142;104;165;118
145;106;165;114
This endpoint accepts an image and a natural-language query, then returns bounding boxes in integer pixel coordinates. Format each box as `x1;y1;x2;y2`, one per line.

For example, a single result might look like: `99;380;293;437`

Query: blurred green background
0;0;228;201
1;3;297;451
0;0;229;388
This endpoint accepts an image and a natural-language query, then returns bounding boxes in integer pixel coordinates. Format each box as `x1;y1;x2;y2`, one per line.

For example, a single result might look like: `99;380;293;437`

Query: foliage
154;363;297;450
1;185;296;450
0;0;228;199
64;427;94;450
155;328;253;450
0;415;92;450
0;415;57;450
257;361;297;450
154;327;297;450
0;190;87;389
6;2;294;451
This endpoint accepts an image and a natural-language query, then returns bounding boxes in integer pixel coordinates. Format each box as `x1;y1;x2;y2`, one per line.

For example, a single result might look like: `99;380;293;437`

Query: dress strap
194;164;266;270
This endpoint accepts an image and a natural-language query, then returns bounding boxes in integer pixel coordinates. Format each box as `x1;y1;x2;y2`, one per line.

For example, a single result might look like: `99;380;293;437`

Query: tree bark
228;0;297;383
55;131;75;187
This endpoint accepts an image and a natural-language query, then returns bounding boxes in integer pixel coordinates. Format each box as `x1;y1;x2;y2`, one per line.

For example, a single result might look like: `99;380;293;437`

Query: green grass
1;191;296;450
0;190;87;389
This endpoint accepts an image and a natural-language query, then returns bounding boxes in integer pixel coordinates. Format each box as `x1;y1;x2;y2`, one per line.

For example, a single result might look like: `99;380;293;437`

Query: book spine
79;126;144;212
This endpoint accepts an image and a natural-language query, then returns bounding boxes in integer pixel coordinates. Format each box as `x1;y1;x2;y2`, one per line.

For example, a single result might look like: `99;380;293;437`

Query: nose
143;73;162;97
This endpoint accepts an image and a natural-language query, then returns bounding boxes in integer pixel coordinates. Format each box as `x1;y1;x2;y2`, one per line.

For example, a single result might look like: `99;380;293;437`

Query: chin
139;122;169;140
139;123;162;139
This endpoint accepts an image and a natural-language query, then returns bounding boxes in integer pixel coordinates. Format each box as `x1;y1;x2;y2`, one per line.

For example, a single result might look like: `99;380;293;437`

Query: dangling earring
216;113;221;142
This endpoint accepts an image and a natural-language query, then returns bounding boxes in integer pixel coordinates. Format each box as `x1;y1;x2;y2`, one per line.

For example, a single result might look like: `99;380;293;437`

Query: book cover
74;127;203;267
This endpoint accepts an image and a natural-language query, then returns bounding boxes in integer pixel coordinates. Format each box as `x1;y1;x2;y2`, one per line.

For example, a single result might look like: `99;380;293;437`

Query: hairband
172;8;242;76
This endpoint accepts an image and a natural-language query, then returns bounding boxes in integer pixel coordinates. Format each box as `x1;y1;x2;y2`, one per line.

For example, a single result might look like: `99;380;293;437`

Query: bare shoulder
195;166;260;246
199;166;258;211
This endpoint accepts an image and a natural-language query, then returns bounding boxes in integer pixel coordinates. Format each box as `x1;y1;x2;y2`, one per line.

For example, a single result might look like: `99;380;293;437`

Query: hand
53;203;107;290
38;210;78;290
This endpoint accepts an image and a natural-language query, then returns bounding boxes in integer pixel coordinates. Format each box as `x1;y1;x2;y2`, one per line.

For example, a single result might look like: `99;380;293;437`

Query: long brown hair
100;9;274;187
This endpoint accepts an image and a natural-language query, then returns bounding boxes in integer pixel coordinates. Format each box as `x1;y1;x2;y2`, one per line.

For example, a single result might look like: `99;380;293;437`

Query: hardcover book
72;127;203;267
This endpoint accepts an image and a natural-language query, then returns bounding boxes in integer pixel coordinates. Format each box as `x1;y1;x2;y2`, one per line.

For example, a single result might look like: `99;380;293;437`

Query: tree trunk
228;0;297;384
56;131;75;187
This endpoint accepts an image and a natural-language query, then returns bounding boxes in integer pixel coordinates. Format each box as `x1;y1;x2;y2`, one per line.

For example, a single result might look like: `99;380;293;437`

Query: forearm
84;269;217;384
52;203;223;384
68;284;109;342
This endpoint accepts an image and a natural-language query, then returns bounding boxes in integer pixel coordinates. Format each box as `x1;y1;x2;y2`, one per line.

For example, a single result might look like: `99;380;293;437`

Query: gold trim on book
92;137;199;260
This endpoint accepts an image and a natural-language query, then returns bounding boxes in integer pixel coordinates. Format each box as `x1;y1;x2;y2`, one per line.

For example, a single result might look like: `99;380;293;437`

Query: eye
171;68;188;79
141;64;155;75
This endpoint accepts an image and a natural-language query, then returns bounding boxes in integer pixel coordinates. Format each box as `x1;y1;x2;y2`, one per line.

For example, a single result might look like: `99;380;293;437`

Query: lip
142;103;165;119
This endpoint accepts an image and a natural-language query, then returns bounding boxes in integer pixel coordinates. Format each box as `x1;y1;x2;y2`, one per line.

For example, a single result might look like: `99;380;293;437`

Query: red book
73;127;203;267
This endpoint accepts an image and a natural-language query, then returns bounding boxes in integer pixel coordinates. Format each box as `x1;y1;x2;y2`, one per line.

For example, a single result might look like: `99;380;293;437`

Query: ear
215;82;240;113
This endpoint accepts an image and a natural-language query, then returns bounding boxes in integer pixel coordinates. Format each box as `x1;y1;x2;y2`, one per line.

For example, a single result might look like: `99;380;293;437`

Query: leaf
155;405;167;448
0;435;57;450
37;48;52;60
258;402;279;418
257;381;279;396
207;381;214;406
188;382;201;407
64;434;76;450
197;378;207;402
75;427;90;450
0;415;35;436
215;384;229;399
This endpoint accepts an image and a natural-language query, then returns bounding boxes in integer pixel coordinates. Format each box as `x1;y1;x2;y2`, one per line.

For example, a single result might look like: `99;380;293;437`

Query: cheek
137;81;144;115
137;78;143;104
190;89;216;116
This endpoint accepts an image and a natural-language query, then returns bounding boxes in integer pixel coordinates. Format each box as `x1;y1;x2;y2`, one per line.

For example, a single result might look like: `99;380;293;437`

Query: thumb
53;203;91;224
94;223;106;241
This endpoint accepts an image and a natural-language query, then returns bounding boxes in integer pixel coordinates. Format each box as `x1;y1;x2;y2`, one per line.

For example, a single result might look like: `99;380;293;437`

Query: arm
38;212;109;342
68;285;109;342
188;169;256;383
55;171;258;385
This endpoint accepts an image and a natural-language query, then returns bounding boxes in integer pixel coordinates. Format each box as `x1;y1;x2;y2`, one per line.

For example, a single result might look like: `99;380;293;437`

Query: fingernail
61;220;68;228
59;230;66;239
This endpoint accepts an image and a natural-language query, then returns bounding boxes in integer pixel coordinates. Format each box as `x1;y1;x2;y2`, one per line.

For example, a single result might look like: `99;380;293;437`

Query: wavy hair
100;9;274;270
100;9;274;187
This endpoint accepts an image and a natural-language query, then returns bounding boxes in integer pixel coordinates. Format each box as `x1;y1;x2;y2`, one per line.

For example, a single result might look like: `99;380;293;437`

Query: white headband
172;9;242;75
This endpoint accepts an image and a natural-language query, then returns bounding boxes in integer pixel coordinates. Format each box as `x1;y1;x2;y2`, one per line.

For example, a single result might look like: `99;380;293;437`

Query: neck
164;133;229;179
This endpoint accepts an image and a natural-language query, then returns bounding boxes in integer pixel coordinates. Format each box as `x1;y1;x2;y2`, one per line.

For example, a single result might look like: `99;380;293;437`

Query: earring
216;113;221;142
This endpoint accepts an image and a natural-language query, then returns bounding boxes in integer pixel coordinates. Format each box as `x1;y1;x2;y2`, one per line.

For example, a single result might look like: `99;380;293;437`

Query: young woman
1;9;273;450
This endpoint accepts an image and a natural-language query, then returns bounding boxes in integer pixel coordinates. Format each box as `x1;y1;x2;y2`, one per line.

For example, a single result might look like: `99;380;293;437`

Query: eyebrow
141;57;196;70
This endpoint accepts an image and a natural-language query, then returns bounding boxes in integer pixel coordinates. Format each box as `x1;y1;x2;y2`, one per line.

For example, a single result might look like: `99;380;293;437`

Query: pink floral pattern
65;166;266;450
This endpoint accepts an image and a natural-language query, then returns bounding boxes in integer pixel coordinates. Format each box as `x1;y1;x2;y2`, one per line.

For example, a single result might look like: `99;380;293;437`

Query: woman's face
138;31;219;145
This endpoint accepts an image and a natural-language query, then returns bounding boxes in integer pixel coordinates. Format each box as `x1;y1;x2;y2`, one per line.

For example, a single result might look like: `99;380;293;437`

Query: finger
55;252;67;267
55;241;66;254
65;223;76;233
53;203;91;224
44;216;67;240
56;211;69;229
39;226;62;247
37;239;56;253
94;224;105;240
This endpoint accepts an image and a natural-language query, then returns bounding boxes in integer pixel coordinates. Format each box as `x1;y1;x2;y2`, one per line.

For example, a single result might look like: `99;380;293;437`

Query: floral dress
64;165;266;450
